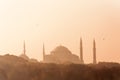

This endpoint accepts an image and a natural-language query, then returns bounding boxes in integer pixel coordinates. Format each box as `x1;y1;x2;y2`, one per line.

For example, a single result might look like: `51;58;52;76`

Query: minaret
23;40;26;55
80;38;84;64
43;43;45;61
93;39;97;64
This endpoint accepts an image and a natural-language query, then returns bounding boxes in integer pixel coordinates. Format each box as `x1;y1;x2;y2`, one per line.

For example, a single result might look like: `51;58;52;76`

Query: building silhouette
20;41;29;60
80;38;84;64
42;38;84;64
43;43;45;61
93;39;97;64
19;41;38;62
43;45;80;64
18;38;97;64
42;38;97;64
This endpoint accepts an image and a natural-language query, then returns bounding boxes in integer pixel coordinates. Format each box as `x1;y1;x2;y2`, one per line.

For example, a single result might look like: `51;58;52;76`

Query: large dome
51;45;72;55
44;45;80;64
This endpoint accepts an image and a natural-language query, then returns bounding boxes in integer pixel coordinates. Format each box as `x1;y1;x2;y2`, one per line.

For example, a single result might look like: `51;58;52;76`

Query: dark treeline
0;54;120;80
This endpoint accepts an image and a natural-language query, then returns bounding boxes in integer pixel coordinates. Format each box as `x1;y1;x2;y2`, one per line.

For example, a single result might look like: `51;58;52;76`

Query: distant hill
0;54;120;80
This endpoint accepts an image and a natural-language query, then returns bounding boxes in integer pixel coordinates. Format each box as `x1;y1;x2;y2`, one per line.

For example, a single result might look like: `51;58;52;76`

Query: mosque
19;38;97;64
42;38;97;64
19;41;38;63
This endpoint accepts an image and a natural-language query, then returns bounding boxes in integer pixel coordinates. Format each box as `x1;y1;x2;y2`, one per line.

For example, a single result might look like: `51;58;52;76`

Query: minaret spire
93;39;97;64
43;43;45;61
80;37;84;64
23;40;26;55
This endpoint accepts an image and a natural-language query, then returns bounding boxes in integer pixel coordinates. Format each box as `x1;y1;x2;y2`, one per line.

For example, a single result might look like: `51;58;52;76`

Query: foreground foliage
0;55;120;80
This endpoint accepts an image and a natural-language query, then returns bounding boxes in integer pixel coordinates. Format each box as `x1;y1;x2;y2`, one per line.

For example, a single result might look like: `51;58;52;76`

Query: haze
0;0;120;63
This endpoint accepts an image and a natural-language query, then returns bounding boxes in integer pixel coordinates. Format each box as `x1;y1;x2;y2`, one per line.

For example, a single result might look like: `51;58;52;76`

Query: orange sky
0;0;120;63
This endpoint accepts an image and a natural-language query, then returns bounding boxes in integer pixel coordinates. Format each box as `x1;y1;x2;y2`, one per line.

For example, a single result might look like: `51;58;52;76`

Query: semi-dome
20;54;29;61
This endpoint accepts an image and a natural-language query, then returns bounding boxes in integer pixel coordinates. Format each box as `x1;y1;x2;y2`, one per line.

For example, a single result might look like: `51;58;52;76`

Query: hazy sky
0;0;120;63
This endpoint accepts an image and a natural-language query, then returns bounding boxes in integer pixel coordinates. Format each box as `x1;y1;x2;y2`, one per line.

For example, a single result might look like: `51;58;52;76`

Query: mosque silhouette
20;38;97;64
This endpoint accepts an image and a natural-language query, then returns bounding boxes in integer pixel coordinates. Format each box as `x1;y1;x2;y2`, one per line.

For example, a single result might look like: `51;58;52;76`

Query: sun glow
0;0;120;63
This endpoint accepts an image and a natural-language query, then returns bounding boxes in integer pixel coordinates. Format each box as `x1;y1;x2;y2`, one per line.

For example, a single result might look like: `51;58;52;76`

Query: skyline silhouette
0;0;120;80
0;38;111;64
0;37;119;63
